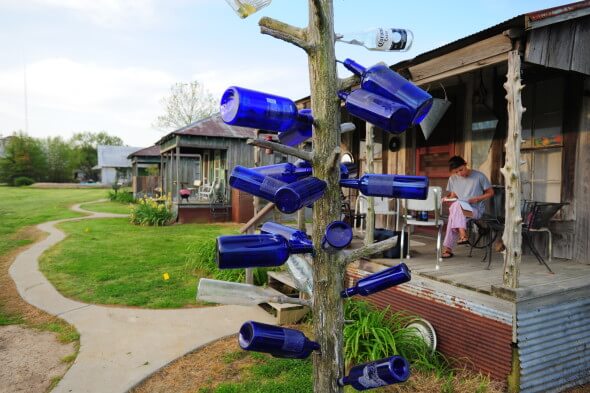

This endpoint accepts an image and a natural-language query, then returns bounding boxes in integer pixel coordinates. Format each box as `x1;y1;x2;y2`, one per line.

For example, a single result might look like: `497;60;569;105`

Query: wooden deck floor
352;233;590;302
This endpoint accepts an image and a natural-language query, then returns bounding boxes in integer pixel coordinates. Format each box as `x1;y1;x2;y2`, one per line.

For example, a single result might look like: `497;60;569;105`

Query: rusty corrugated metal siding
518;296;590;393
347;268;513;382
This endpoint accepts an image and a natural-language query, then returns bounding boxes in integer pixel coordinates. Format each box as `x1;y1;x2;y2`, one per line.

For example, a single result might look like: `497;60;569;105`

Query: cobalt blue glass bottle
338;356;410;390
278;108;314;146
338;89;413;133
321;220;353;252
216;233;313;269
239;321;320;359
275;177;327;214
229;165;287;201
252;162;312;184
220;86;313;140
341;263;411;297
339;174;429;200
260;221;310;245
342;58;433;124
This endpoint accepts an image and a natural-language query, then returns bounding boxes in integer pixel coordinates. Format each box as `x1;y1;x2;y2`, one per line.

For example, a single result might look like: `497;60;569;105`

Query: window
520;77;564;203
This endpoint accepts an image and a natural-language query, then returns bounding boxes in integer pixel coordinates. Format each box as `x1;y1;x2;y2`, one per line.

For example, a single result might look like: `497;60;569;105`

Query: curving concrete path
9;202;274;393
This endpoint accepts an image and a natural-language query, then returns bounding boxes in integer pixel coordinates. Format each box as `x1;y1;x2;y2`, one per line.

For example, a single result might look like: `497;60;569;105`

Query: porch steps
260;271;310;325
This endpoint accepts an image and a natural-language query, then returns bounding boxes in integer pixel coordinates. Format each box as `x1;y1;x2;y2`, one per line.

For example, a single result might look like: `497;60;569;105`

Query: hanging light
472;72;498;132
419;83;451;140
224;0;271;18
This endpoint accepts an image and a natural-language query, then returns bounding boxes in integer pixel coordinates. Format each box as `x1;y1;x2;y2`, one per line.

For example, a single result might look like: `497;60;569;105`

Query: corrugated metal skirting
518;297;590;393
347;268;513;382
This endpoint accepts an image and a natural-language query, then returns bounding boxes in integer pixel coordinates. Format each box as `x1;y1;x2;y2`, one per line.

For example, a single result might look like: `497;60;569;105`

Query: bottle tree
251;1;402;391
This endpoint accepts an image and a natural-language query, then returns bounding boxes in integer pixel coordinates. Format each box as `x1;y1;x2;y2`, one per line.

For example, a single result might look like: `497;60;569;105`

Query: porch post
364;122;375;245
501;50;524;288
175;145;180;201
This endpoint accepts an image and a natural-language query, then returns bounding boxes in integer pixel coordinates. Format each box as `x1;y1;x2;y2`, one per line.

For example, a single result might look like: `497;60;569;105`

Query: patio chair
198;180;214;200
466;185;505;269
353;195;400;233
521;200;567;273
400;186;444;267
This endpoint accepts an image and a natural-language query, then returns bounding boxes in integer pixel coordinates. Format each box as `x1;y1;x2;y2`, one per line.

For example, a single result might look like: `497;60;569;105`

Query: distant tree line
0;131;124;186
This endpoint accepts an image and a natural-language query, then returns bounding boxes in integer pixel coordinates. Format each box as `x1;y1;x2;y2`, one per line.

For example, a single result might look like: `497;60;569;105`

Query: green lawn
0;185;107;256
40;218;240;308
80;201;132;215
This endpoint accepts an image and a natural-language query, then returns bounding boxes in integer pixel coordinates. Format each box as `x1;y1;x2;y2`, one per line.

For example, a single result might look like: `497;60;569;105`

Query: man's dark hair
449;155;467;170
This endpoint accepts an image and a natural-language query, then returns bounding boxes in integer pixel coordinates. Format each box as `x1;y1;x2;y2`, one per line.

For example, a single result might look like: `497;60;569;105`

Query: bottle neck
339;178;361;189
341;286;358;298
342;58;366;76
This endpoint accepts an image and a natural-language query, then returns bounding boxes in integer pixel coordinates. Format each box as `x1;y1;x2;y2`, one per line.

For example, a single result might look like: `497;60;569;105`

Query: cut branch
340;236;398;265
271;295;312;307
259;17;312;52
338;75;360;91
239;202;275;233
247;138;314;161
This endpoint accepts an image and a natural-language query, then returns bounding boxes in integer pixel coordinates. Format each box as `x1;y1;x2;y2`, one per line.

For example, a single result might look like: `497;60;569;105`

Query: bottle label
366;175;394;196
357;364;388;388
375;28;408;51
260;176;287;196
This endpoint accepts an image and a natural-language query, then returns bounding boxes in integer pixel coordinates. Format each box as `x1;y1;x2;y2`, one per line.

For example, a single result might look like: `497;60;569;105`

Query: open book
458;200;473;217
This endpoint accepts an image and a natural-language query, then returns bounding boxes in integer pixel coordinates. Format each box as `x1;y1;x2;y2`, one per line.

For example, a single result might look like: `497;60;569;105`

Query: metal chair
467;185;505;269
521;200;567;273
353;195;400;233
400;186;444;268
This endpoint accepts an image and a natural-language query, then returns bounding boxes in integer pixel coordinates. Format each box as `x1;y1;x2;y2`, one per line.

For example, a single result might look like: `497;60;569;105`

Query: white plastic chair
354;195;400;233
400;186;444;268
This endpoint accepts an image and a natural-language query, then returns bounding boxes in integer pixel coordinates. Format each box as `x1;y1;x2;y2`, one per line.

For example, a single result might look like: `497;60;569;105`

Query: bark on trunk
501;50;524;288
364;123;375;245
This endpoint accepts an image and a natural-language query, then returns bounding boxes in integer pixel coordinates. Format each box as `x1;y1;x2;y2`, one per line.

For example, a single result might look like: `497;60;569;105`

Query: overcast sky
0;0;572;147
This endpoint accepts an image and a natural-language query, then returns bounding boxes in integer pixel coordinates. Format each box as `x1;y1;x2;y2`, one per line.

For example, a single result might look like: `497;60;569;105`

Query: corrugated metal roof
527;0;590;22
156;114;256;145
128;145;160;158
96;145;142;168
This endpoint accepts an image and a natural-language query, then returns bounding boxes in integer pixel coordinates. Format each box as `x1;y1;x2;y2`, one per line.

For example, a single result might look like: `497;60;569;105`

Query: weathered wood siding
525;15;590;76
574;77;590;262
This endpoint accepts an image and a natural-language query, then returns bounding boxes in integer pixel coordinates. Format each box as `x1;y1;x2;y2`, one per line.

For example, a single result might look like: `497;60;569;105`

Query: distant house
94;145;142;185
128;145;161;197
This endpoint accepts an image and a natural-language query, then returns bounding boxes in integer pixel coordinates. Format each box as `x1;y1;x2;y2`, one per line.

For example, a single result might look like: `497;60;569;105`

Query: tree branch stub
246;138;314;162
259;17;313;52
340;236;398;266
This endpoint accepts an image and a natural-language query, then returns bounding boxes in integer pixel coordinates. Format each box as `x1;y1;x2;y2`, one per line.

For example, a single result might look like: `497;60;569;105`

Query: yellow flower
162;272;170;280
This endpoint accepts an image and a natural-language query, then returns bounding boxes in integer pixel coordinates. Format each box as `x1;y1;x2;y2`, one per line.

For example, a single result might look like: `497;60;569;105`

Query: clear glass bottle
239;321;320;359
341;58;433;125
216;233;312;269
341;263;411;298
339;174;429;200
224;0;271;19
338;89;413;133
197;278;310;306
285;255;313;296
220;86;313;145
338;356;410;390
336;28;414;52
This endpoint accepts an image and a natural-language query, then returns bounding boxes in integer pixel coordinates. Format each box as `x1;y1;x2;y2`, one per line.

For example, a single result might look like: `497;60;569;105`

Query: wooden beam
239;202;276;233
409;34;512;84
364;123;375;245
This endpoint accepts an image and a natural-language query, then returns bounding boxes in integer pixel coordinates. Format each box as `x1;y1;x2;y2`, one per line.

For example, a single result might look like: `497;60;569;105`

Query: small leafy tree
0;131;47;185
43;136;76;182
154;80;217;130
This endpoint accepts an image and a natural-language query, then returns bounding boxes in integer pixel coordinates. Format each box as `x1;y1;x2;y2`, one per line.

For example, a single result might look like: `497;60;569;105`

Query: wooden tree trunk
364;123;375;245
307;2;345;391
501;50;524;288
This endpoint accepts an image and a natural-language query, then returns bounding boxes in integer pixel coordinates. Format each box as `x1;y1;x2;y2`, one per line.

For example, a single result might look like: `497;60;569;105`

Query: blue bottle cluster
220;86;313;146
340;174;429;200
342;263;411;298
239;321;320;359
339;356;410;390
339;58;433;133
229;165;327;214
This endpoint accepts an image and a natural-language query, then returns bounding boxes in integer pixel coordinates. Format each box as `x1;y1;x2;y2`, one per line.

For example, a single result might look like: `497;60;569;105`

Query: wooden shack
128;145;161;197
294;2;590;391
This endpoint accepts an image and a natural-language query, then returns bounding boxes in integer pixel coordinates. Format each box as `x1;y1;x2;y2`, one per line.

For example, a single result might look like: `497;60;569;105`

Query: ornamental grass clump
130;197;173;226
343;300;450;376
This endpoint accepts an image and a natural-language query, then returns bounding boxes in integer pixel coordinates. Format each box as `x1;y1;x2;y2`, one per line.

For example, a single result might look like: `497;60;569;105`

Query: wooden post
245;137;262;284
501;50;524;288
364;122;375;245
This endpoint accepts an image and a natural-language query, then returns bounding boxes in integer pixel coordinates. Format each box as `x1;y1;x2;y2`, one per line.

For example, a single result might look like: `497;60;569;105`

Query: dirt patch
0;325;75;393
130;335;255;393
1;227;79;392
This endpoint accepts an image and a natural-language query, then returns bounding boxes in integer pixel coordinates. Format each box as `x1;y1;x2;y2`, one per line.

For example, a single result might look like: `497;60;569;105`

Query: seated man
442;156;493;258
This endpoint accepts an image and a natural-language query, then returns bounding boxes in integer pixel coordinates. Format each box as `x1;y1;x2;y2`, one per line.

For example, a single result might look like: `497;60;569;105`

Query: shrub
108;188;135;204
129;197;173;226
343;300;450;375
13;176;34;186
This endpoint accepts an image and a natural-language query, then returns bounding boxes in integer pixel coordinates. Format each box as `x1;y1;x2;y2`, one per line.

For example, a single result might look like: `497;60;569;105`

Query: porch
347;232;590;391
